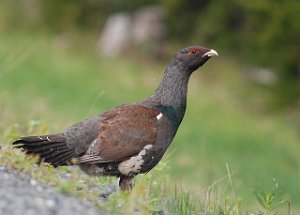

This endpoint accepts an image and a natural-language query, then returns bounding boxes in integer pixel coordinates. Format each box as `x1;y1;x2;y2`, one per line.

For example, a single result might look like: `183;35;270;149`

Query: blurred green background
0;0;299;210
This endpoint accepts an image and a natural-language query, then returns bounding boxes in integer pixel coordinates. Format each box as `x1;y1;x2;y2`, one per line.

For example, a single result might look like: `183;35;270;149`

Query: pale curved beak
204;49;218;57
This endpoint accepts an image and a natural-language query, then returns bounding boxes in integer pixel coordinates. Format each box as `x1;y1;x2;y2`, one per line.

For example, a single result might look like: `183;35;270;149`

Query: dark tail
12;134;76;167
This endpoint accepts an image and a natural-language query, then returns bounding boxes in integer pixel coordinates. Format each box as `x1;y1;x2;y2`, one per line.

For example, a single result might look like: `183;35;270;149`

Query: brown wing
77;105;161;164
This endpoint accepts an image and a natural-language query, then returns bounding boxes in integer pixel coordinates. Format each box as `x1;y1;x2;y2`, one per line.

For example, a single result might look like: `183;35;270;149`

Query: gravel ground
0;167;108;215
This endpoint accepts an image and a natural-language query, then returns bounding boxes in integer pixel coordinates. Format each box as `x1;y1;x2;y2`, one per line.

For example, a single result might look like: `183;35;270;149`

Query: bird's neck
143;62;191;126
154;65;190;107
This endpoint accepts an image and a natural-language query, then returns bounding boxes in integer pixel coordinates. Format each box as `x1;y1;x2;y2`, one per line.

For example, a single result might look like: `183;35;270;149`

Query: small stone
30;179;37;186
46;199;55;208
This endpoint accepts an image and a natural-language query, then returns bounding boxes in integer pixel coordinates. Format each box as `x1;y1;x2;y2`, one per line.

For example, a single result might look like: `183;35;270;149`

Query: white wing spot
156;113;163;120
46;136;51;142
38;136;43;140
91;141;96;148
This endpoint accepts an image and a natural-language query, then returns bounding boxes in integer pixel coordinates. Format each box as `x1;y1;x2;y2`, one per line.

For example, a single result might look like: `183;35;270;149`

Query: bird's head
173;46;218;73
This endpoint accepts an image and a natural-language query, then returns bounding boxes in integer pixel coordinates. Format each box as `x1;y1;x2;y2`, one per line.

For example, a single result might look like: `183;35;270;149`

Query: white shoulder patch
156;113;163;120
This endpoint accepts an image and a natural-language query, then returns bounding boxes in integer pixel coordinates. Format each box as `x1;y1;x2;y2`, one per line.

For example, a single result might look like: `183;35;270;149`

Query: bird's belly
79;131;175;177
79;162;122;177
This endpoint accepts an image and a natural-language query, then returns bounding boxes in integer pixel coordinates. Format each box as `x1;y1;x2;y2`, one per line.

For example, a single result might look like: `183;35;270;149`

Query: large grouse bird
13;46;218;191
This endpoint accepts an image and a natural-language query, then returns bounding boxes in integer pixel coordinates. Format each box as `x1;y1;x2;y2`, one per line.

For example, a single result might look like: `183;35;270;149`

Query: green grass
0;31;299;214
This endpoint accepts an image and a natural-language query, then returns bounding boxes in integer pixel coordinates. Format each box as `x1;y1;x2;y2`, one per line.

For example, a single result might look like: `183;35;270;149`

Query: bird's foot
119;176;134;191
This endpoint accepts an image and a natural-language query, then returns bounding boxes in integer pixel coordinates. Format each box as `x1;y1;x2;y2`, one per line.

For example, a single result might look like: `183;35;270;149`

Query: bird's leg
119;175;134;191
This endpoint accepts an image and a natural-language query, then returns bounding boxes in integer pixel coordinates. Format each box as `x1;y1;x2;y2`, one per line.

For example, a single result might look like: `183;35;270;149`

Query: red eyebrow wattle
187;48;201;55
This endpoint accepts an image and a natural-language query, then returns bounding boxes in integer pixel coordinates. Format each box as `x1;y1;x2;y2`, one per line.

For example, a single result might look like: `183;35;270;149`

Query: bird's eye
188;48;200;56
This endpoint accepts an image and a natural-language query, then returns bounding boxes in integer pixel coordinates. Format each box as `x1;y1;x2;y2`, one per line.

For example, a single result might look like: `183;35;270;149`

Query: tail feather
48;150;77;167
41;146;70;159
18;142;66;153
12;134;76;167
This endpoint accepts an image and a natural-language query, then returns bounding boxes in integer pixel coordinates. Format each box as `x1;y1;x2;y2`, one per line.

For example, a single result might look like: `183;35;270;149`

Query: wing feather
77;105;160;164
